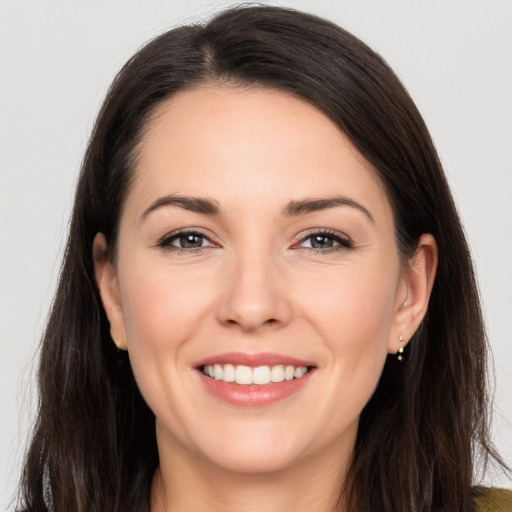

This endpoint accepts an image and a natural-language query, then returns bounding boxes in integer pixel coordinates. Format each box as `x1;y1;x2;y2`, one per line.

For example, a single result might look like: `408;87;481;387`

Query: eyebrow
141;194;374;223
283;196;374;223
141;195;220;220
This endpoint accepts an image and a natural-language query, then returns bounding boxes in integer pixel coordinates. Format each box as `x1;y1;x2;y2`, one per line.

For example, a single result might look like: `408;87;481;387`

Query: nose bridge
217;241;290;331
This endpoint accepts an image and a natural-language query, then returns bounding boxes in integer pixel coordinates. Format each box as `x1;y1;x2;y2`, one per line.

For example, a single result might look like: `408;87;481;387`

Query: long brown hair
19;6;507;512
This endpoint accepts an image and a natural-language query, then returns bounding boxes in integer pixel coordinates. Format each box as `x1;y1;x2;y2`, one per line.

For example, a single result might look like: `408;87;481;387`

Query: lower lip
198;370;314;407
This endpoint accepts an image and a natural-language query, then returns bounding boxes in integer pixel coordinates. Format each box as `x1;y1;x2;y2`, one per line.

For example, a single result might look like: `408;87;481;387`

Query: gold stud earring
113;340;126;352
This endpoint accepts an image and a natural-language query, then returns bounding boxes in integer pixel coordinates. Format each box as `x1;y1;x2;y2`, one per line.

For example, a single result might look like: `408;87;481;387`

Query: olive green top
473;487;512;512
18;485;512;511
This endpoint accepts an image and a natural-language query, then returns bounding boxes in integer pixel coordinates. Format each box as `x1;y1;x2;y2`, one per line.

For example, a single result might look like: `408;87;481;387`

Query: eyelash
156;229;353;254
156;229;215;253
296;229;353;254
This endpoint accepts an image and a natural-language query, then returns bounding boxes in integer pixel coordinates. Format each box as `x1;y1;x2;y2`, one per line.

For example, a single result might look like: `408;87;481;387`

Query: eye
298;230;352;252
158;230;214;251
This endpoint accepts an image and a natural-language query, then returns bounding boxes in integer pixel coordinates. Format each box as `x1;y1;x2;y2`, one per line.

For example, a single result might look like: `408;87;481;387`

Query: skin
94;86;437;512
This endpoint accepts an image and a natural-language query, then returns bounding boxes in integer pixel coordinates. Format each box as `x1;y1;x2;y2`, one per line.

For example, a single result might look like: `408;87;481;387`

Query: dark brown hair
19;5;507;512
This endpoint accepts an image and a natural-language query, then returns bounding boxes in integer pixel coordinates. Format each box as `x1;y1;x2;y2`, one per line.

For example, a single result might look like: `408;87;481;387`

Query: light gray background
1;0;511;508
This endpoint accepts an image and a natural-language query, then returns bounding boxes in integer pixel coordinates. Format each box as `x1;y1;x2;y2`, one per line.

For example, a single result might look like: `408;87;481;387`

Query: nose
216;251;292;332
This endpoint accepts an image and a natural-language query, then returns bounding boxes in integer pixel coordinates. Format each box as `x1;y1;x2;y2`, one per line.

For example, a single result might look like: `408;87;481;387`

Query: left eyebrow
283;196;374;223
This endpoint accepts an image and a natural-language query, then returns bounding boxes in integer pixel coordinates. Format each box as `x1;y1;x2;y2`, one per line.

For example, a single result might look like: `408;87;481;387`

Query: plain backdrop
1;0;511;508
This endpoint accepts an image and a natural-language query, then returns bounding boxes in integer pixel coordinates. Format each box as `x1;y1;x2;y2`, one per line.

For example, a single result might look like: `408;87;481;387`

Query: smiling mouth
200;364;313;385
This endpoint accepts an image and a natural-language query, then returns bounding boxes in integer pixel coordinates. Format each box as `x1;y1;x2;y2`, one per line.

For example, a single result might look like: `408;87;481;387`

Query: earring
113;340;127;367
113;340;126;352
397;335;405;362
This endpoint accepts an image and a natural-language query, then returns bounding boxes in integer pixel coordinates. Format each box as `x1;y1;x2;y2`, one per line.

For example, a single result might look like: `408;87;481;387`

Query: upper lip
194;352;315;368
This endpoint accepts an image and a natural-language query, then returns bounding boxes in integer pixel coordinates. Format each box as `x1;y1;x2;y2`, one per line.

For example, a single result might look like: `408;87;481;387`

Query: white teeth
235;365;253;385
253;365;271;385
270;365;285;383
294;367;307;378
202;364;310;385
223;363;235;382
213;364;223;380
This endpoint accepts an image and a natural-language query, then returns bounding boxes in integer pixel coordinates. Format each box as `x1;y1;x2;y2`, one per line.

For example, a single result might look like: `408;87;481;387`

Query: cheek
116;258;219;423
303;260;397;337
299;260;398;385
118;258;216;354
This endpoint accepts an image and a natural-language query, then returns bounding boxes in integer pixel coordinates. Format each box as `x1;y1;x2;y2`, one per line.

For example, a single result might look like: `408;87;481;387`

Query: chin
203;444;303;475
180;420;304;474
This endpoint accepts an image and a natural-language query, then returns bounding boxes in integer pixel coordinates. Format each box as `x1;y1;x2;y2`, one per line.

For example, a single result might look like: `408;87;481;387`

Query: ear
93;233;127;350
388;233;438;354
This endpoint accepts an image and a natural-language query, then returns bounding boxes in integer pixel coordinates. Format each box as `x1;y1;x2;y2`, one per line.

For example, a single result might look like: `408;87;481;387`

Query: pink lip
198;370;314;407
194;352;314;368
193;352;316;407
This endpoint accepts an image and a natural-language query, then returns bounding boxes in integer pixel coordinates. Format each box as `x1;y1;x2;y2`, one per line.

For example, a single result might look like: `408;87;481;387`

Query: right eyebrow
140;195;221;221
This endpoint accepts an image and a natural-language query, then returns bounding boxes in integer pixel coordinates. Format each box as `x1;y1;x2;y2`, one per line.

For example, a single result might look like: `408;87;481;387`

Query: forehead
127;86;390;220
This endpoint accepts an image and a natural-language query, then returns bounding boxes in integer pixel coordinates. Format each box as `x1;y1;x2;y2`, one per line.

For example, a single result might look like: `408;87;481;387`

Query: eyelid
293;228;353;251
156;228;220;250
154;227;352;252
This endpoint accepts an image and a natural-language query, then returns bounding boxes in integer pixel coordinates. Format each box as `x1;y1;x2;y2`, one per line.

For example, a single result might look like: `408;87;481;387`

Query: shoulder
471;487;512;512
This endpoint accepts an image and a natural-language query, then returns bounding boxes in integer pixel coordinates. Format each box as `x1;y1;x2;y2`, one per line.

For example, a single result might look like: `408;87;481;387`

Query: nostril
225;317;279;329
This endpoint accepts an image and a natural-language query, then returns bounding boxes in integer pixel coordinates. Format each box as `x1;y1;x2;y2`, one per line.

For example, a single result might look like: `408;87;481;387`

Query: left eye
159;231;213;250
299;232;351;250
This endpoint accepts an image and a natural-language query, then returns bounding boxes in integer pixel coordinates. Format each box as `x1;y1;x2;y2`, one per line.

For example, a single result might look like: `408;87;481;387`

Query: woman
17;5;510;512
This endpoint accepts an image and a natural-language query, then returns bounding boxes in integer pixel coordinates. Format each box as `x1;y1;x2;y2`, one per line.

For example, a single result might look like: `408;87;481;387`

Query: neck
150;430;354;512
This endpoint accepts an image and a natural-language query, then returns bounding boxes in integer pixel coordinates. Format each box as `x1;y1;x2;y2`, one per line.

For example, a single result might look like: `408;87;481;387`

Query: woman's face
96;86;430;475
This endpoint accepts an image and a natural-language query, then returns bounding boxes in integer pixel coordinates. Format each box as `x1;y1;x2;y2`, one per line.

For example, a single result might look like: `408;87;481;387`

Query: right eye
158;231;214;251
